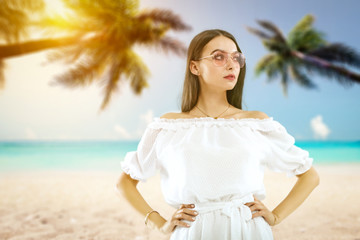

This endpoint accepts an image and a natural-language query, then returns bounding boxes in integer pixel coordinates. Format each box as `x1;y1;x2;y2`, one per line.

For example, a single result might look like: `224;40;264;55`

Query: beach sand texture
0;163;359;240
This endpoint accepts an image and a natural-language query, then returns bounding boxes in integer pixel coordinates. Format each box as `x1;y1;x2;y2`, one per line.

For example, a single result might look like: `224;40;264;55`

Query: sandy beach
0;163;359;240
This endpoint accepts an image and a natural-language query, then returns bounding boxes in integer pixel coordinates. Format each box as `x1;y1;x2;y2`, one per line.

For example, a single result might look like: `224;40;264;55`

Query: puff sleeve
260;121;313;178
120;125;161;182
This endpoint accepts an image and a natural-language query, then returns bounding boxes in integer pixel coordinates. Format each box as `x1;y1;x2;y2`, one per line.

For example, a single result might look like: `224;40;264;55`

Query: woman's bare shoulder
160;112;191;119
247;110;270;119
232;110;270;120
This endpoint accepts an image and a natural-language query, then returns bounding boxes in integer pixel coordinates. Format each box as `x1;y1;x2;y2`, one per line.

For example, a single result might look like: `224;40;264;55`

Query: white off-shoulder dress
121;117;313;240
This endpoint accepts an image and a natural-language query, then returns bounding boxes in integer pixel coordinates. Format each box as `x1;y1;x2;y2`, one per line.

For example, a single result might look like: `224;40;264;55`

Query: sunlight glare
44;0;68;17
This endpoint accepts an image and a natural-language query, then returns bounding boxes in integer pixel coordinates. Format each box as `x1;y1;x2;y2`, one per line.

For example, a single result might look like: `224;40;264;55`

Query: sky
0;0;359;141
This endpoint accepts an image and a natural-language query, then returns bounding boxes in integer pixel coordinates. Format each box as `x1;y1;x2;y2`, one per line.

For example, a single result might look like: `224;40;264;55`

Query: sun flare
44;0;68;17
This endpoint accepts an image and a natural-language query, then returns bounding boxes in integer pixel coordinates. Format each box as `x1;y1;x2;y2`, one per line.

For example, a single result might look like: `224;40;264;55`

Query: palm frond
301;57;360;85
262;39;290;53
281;65;288;96
256;20;286;43
52;52;109;88
52;62;96;88
47;45;85;64
246;26;271;40
289;65;317;89
255;54;284;82
124;51;150;94
137;9;191;31
289;14;314;33
254;54;276;76
93;0;139;15
308;43;360;68
287;14;326;51
99;50;149;110
266;56;285;83
288;29;326;52
37;14;87;36
0;0;44;43
152;36;187;56
247;21;288;53
2;0;44;10
0;6;27;43
46;36;104;64
61;0;138;22
100;59;122;111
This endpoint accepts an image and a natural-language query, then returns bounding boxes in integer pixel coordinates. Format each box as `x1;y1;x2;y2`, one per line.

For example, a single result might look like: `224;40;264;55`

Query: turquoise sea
0;140;359;172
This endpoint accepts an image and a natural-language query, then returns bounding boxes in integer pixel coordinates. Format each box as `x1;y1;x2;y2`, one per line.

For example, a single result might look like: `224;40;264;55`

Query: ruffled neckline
148;116;285;132
153;116;274;122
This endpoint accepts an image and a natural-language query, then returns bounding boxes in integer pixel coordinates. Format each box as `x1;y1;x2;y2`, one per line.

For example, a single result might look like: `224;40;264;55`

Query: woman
117;29;320;239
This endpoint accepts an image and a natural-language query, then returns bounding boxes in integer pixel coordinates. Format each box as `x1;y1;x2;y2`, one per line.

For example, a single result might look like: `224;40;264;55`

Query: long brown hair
180;29;246;112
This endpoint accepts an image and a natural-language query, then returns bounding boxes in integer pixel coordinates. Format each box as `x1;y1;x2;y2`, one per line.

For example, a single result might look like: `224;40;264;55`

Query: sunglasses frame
197;50;246;68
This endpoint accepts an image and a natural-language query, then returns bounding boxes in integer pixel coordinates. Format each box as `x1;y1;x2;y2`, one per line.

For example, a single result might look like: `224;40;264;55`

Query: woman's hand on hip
159;204;198;234
245;196;280;226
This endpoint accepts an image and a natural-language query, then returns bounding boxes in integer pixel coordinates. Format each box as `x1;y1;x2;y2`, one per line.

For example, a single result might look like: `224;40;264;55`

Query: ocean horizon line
0;139;359;171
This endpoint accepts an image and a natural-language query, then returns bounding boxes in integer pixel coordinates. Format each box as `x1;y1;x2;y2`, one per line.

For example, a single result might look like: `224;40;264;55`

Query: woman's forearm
272;166;320;224
116;173;167;228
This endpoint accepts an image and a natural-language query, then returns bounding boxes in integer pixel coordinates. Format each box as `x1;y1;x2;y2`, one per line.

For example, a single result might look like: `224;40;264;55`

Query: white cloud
113;109;155;140
114;124;133;140
25;128;38;140
140;109;155;126
310;115;331;140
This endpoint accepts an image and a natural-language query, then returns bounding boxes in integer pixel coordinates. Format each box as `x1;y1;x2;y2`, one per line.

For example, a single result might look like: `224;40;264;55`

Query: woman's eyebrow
210;49;224;55
210;49;238;55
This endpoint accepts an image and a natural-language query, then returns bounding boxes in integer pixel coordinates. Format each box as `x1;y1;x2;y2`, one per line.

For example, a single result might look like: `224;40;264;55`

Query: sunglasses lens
213;52;226;66
237;53;245;68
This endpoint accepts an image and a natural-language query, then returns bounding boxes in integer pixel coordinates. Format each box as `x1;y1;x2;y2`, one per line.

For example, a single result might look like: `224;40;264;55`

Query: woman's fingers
245;202;257;210
252;210;264;218
247;203;265;212
173;219;191;228
172;204;197;228
244;202;254;208
245;196;265;213
180;204;195;209
175;212;196;222
177;208;198;217
245;199;266;218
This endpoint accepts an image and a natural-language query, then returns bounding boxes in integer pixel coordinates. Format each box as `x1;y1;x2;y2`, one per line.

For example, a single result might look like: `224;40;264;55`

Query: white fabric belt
194;194;254;239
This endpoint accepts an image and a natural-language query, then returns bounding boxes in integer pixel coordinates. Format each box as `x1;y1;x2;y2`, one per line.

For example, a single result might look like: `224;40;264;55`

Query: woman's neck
192;92;231;117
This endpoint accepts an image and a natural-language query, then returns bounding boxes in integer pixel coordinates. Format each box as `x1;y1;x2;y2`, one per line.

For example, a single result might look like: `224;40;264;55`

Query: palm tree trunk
291;51;360;83
0;35;83;59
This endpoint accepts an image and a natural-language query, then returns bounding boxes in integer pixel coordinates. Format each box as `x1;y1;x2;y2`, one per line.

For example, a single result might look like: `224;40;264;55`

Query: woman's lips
224;74;236;80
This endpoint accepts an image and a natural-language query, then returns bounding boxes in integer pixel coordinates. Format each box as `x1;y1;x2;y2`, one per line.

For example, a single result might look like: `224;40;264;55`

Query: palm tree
0;0;191;110
247;14;360;96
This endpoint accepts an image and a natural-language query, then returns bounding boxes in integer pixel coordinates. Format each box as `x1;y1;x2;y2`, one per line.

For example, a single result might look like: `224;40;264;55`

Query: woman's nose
226;58;235;70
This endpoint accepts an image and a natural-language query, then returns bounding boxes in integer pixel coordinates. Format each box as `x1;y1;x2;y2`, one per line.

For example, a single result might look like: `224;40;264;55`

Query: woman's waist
193;193;254;214
166;191;264;210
